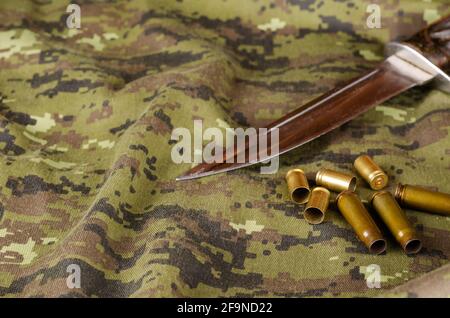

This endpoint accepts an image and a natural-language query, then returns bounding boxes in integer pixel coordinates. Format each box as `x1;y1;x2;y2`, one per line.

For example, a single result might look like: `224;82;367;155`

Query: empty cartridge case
316;168;357;192
395;183;450;216
286;168;310;204
304;187;330;224
371;191;422;254
336;191;386;254
354;155;388;190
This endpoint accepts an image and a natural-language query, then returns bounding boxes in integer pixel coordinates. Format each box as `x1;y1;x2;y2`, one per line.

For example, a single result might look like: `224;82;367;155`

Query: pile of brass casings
285;154;450;255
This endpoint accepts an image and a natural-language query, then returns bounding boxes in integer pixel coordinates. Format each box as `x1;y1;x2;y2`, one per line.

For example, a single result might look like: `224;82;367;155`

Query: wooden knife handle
405;14;450;68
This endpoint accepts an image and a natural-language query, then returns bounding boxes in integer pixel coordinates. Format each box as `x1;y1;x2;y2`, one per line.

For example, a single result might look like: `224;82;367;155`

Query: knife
177;14;450;181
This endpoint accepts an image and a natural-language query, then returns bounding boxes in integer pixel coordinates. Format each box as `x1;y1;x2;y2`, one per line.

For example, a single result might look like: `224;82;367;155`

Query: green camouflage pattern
0;0;449;297
383;262;450;298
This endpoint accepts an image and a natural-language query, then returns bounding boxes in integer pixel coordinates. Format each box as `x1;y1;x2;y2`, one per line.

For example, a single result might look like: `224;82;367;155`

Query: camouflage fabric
383;262;450;298
0;0;449;297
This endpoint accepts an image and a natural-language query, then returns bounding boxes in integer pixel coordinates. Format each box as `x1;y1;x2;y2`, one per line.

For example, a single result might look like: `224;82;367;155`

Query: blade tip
175;173;198;181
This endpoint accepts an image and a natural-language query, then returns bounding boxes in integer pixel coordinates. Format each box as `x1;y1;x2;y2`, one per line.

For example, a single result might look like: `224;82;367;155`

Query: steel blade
177;53;435;181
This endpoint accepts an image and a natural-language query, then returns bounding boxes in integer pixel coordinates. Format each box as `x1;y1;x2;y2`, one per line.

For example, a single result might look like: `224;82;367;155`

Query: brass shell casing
354;155;388;190
285;168;311;204
371;191;422;254
316;168;357;192
336;191;386;254
395;183;450;216
304;187;330;224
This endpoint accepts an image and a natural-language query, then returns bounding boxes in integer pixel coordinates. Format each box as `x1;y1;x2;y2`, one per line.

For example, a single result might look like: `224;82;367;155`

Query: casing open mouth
304;207;325;224
291;187;310;204
404;239;422;254
369;239;387;255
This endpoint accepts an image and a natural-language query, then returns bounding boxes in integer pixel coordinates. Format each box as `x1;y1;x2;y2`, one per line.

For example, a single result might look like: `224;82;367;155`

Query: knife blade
177;14;450;181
